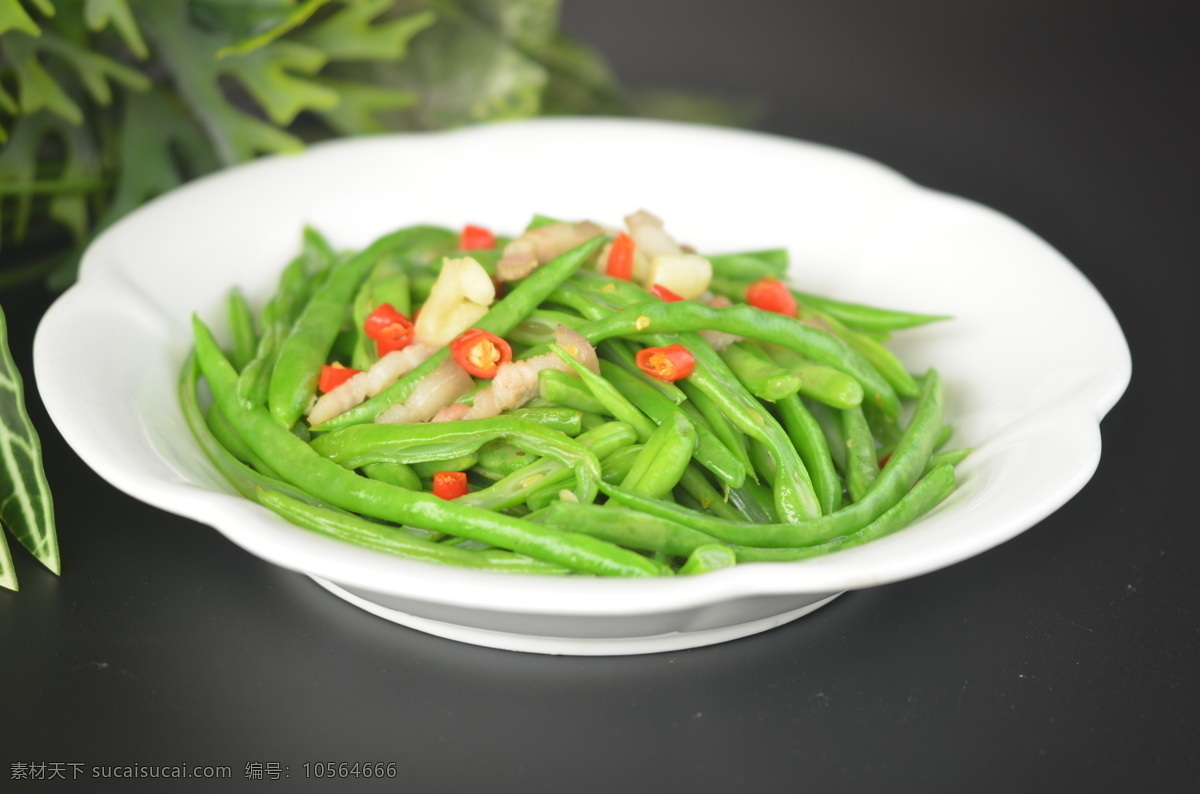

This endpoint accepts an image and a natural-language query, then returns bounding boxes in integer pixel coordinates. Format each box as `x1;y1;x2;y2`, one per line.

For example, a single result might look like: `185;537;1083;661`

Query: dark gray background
3;2;1197;791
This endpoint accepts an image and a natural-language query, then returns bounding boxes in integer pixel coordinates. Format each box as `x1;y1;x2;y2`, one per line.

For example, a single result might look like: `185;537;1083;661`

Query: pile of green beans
185;219;967;578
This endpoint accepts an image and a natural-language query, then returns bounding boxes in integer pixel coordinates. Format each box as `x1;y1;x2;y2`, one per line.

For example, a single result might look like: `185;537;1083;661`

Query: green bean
410;455;478;479
597;337;687;405
571;266;814;517
682;337;821;521
523;441;647;511
573;300;900;419
599;361;746;488
599;369;944;547
677;464;744;521
806;398;846;473
361;461;422;491
705;249;789;280
548;345;657;442
182;355;326;506
350;253;411;370
774;394;843;515
206;404;280;479
800;305;920;399
840;404;879;503
225;287;258;371
619;412;696;500
508;310;585;345
726;479;780;523
236;242;319;409
719;341;801;401
677;379;753;478
475;439;540;479
734;463;957;562
317;234;605;430
257;488;572;574
747;437;778;487
503;406;584;436
764;345;863;409
537;370;609;414
934;424;954;452
679;544;738;575
792;291;951;333
309;415;601;504
925;447;971;474
530;501;727;558
194;317;660;576
457;421;637;511
268;225;453;428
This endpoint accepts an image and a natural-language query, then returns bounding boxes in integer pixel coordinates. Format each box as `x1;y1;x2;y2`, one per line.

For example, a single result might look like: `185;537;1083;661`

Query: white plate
34;118;1130;655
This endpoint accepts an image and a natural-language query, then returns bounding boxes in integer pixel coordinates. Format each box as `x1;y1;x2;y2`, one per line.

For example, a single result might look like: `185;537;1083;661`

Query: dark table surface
3;2;1197;792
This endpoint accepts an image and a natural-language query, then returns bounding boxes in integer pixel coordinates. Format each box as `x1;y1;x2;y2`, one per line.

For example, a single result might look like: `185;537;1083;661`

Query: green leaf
188;0;303;41
97;88;218;231
312;75;416;134
0;303;59;580
84;0;149;59
35;32;152;105
214;0;333;58
27;0;54;16
138;0;304;164
350;1;548;129
219;40;337;125
0;113;48;244
6;40;83;124
0;79;19;114
0;514;15;590
0;0;42;36
297;2;435;62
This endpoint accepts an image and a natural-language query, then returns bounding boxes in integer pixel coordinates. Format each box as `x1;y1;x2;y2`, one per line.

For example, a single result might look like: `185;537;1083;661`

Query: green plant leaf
219;40;337;125
348;1;548;129
84;0;149;59
0;303;59;581
296;1;435;62
5;38;83;124
0;112;48;244
0;513;15;590
0;0;43;36
214;0;332;58
312;75;416;134
139;0;304;164
35;31;152;105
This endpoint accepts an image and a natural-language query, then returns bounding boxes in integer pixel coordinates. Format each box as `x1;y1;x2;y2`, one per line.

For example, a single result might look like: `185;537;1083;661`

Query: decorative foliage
0;0;644;286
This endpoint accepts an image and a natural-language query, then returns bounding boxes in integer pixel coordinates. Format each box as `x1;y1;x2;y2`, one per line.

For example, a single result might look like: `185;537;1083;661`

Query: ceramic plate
34;118;1130;655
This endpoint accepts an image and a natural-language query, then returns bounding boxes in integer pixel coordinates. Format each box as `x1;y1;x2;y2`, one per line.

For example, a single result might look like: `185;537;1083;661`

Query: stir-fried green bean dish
184;212;966;577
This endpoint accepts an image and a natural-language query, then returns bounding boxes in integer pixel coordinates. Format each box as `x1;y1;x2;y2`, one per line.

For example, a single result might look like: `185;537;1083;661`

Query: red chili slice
450;329;513;379
635;344;695;382
432;471;469;500
459;224;496;250
364;303;415;356
605;232;636;280
745;278;797;317
318;363;360;393
650;283;684;302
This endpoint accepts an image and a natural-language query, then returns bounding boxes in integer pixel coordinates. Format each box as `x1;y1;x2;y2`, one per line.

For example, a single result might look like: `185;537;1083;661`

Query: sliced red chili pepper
364;303;415;356
450;329;513;378
650;283;684;302
318;363;360;393
635;344;695;382
605;232;636;280
459;224;496;250
746;277;797;317
432;471;469;500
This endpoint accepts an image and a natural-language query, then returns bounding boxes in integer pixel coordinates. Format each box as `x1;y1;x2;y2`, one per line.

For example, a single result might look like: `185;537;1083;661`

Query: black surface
3;2;1197;791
